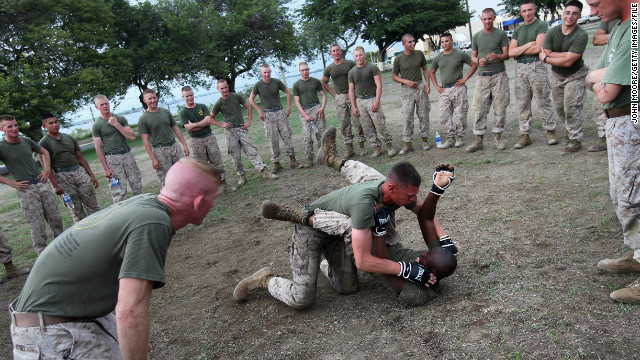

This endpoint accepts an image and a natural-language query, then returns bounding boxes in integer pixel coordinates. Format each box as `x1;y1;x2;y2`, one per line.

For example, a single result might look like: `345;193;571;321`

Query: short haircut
440;32;453;40
217;79;228;86
330;44;341;50
261;63;271;69
565;0;582;11
41;112;56;122
425;247;457;278
0;114;15;122
180;157;221;186
387;162;421;188
482;8;496;16
520;0;536;7
94;94;108;103
181;86;193;93
353;46;365;53
401;33;414;44
299;61;308;68
142;88;156;96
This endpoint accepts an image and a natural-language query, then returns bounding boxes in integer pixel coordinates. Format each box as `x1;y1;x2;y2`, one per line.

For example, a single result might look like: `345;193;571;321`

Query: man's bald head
419;247;457;278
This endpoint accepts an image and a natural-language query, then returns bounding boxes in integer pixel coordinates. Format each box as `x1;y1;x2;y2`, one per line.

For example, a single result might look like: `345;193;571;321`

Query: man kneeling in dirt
9;158;221;359
233;127;457;307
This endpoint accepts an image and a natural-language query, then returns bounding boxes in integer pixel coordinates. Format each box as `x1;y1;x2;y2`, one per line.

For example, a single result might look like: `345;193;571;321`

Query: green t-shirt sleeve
323;66;331;78
602;43;630;86
26;137;41;153
38;137;50;152
542;29;553;49
315;79;323;92
179;108;188;126
212;100;222;117
431;55;440;71
537;20;549;35
278;80;287;92
119;223;173;288
392;57;400;75
350;202;376;230
91;122;101;138
420;53;427;67
568;31;588;54
138;116;149;135
371;64;380;76
168;111;176;127
595;49;607;70
70;135;81;152
251;82;259;95
236;94;246;105
292;82;300;96
348;69;354;84
500;31;509;47
462;52;472;64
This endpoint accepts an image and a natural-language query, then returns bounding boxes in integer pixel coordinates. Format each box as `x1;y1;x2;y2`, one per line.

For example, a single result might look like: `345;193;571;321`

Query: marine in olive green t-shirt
92;115;130;153
39;133;81;169
543;25;588;76
392;51;427;83
179;103;212;138
251;78;287;110
595;20;631;110
0;137;42;182
137;108;177;146
323;60;357;94
431;49;473;86
512;18;548;61
348;63;380;97
212;93;246;126
292;77;323;107
472;28;509;73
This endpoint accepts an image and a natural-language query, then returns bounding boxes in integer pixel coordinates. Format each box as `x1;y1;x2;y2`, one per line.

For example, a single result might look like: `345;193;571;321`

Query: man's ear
193;194;205;212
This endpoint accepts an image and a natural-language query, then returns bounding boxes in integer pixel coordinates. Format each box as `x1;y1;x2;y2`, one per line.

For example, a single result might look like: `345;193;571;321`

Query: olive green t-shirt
323;60;357;94
599;19;621;34
179;103;212;138
292;77;323;107
138;108;177;146
472;28;509;72
0;137;41;182
512;19;548;61
15;194;174;317
309;179;416;230
348;63;380;97
431;49;472;86
595;20;631;109
543;25;587;75
39;133;80;169
392;51;427;83
251;78;287;110
92;115;130;153
212;93;246;126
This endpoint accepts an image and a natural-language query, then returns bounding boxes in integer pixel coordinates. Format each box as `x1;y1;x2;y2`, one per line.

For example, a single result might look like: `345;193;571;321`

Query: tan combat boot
455;136;464;148
371;146;382;157
272;161;283;173
597;251;640;273
514;134;532;149
494;133;506;150
440;137;455;149
299;158;313;168
233;267;274;302
345;143;355;159
562;140;582;154
587;137;607;152
398;142;413;155
237;174;248;186
610;278;640;304
220;179;237;193
421;137;431;150
318;127;343;170
289;155;300;168
547;130;559;145
386;143;397;157
261;168;279;180
261;200;309;223
358;142;366;156
465;135;483;153
3;261;30;281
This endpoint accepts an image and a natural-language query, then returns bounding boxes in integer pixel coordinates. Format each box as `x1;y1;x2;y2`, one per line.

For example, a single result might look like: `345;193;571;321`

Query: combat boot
421;137;431;150
221;179;237;193
610;278;640;304
494;133;506;150
562;140;582;154
261;200;308;224
289;155;300;168
440;137;455;149
587;137;607;152
358;142;366;156
318;127;344;170
386;143;397;157
514;134;531;149
398;142;413;155
299;158;313;168
272;161;283;173
4;261;30;280
455;136;464;148
466;135;483;153
233;267;274;302
261;168;279;180
371;146;382;157
597;251;640;273
547;130;559;145
237;174;247;186
345;143;355;159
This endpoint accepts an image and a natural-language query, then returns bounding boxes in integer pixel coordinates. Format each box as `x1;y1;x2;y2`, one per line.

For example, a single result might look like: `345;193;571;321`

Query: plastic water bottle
62;193;74;209
435;132;442;148
110;177;121;194
310;121;319;134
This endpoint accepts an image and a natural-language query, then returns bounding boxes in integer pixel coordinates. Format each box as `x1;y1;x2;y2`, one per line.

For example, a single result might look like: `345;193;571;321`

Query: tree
0;0;127;140
500;0;565;23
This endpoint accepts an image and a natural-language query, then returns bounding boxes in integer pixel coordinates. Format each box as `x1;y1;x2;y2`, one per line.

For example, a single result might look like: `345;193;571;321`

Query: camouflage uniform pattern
335;94;366;144
264;109;295;162
605;115;640;262
549;65;588;141
190;134;227;181
152;143;184;185
472;71;510;135
514;61;556;134
54;167;100;223
299;104;327;160
400;82;431;142
356;97;394;147
438;84;469;138
592;97;607;138
105;151;142;203
16;182;63;254
224;127;267;175
0;228;12;264
10;310;121;359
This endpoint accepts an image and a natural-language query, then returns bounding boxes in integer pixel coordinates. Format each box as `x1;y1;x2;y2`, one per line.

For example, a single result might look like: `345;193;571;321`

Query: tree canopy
500;0;565;22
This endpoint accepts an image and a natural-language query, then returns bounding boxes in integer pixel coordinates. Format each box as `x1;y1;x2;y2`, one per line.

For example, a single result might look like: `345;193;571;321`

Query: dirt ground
1;44;638;359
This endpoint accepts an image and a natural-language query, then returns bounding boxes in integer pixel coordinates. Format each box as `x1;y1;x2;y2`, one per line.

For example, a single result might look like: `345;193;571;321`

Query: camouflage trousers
550;65;588;141
591;96;607;138
54;167;100;223
472;71;510;135
438;84;469;138
300;104;327;160
16;182;63;254
605;115;640;262
515;61;556;134
400;82;430;142
264;109;295;162
335;94;366;144
0;228;12;264
224;127;267;175
105;151;142;204
152;142;184;185
356;97;393;147
10;306;122;360
190;133;227;181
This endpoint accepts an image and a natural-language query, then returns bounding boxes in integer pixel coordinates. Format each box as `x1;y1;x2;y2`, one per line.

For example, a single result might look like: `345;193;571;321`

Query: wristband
543;54;548;63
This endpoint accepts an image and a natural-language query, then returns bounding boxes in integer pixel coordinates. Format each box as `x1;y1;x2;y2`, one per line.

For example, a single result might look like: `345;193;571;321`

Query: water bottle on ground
110;177;121;194
435;132;442;148
62;193;74;209
310;121;319;134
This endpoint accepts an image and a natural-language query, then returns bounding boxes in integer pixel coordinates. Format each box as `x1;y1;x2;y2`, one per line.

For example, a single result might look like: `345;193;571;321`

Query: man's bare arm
593;29;610;46
116;277;153;360
322;76;336;98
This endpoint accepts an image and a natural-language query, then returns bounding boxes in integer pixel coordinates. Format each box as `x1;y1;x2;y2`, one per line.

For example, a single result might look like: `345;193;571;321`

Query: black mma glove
398;261;432;286
431;163;455;196
372;204;391;236
439;235;459;257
